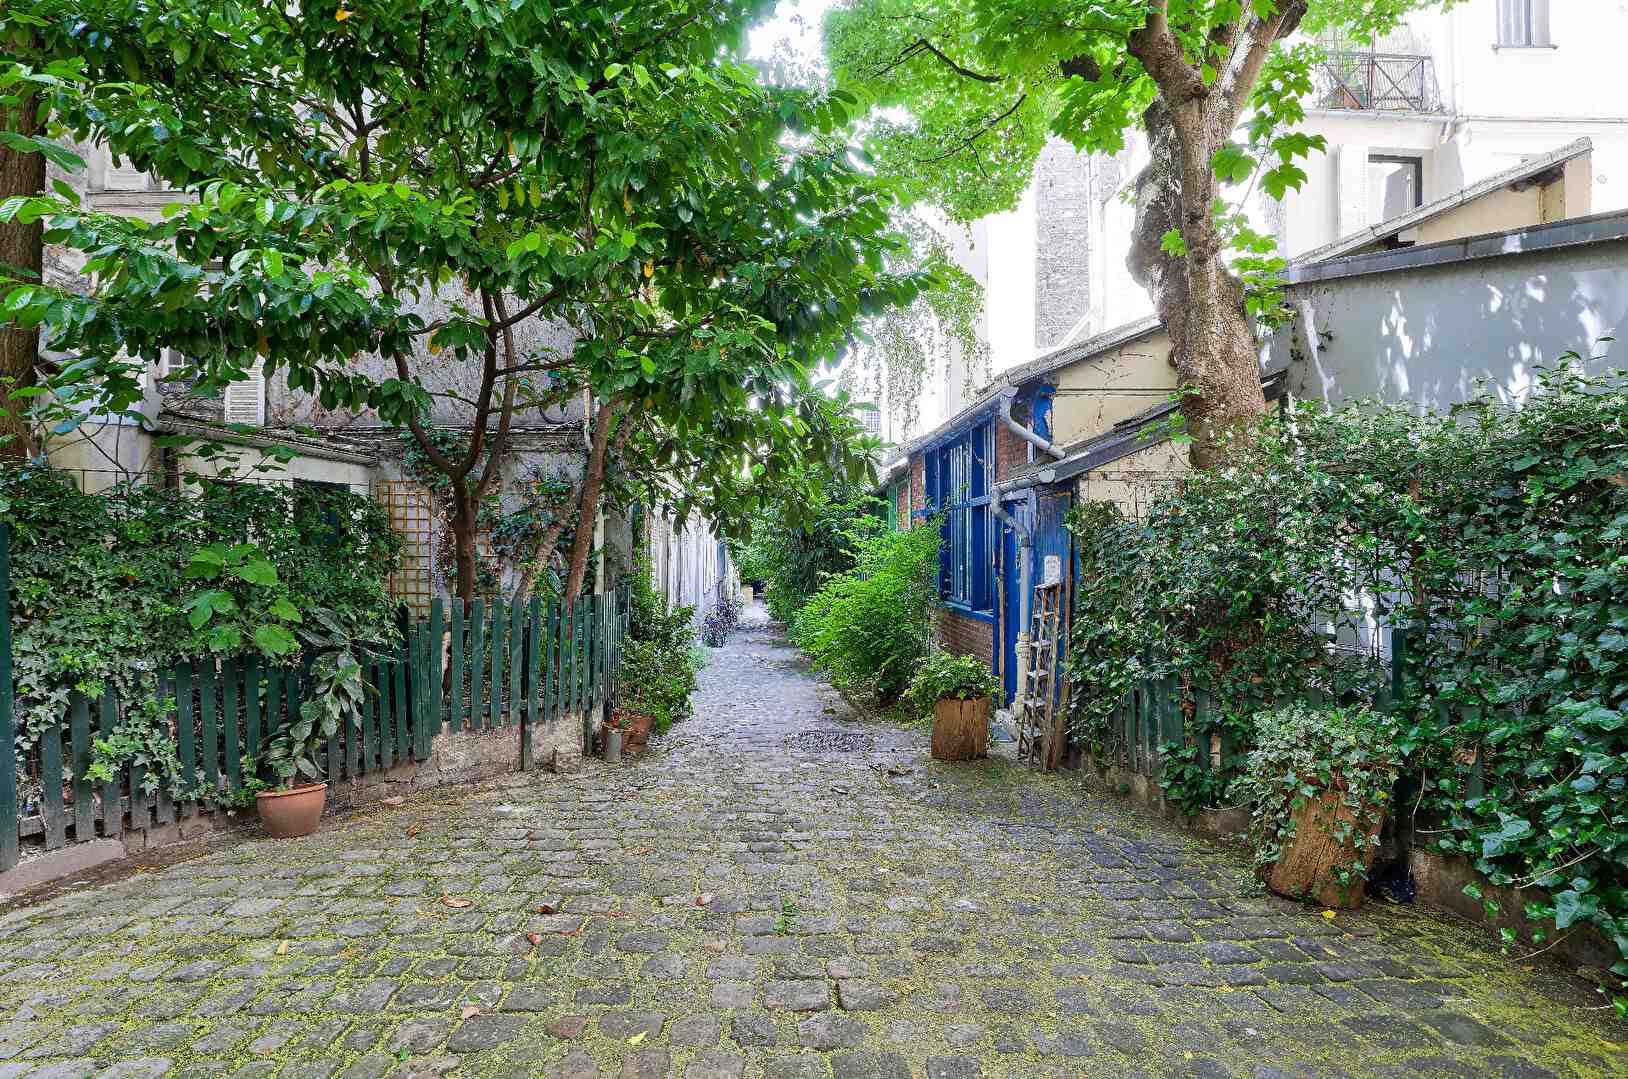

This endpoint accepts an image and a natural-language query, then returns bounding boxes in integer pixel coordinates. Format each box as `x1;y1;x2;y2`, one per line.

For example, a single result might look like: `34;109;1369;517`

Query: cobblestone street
2;606;1624;1078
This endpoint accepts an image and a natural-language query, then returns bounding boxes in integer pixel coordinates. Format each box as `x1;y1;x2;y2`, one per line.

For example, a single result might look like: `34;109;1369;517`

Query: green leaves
1210;143;1254;185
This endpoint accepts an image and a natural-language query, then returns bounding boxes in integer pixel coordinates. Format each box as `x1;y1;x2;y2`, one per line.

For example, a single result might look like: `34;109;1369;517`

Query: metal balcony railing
1313;51;1442;113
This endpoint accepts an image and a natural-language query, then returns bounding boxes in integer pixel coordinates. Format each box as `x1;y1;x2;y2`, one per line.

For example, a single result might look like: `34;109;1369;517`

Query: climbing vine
1065;363;1628;1006
1;460;401;746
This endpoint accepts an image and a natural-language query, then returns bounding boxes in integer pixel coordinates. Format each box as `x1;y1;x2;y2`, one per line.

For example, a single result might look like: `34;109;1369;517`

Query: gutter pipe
999;387;1066;462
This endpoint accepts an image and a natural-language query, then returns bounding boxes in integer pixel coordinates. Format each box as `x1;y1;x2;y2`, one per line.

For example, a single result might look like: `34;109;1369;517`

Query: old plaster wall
1272;223;1628;410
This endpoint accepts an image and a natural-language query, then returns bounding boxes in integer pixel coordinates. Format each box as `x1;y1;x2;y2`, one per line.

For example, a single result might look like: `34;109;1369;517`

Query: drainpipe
991;497;1035;714
999;388;1066;462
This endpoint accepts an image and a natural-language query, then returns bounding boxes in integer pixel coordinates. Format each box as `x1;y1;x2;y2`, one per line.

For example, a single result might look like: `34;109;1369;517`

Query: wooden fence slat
199;660;220;794
175;663;197;808
429;598;446;738
449;599;465;734
245;660;263;760
393;645;410;761
0;524;16;872
359;661;375;775
153;674;176;826
469;598;486;732
40;715;66;849
285;663;301;751
98;687;120;838
223;659;241;790
524;597;542;769
488;599;504;729
379;660;395;770
70;693;94;841
414;620;431;759
508;599;524;726
549;601;564;724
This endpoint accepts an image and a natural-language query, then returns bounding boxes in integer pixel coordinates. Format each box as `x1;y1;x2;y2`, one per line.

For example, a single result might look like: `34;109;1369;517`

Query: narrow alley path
1;606;1624;1078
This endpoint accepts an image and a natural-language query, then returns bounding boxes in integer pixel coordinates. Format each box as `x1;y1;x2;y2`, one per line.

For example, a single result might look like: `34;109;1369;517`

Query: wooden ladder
1016;581;1062;769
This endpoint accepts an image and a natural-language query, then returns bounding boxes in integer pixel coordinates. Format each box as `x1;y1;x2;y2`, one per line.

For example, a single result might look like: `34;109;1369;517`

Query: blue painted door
1033;490;1073;709
997;496;1031;706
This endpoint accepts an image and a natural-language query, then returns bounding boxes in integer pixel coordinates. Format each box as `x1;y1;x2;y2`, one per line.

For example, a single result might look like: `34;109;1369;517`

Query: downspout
999;388;1066;462
991;497;1035;713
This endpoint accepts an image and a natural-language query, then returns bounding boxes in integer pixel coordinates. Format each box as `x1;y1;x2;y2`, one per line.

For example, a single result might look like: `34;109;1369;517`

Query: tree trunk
0;84;44;459
450;486;479;603
1126;99;1265;469
562;397;619;603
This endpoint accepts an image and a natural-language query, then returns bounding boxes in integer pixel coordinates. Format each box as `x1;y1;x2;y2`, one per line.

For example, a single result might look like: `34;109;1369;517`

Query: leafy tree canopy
2;0;927;592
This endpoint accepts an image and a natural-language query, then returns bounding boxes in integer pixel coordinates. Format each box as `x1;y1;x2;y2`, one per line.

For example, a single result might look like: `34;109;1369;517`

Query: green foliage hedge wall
1066;366;1628;991
1;461;401;745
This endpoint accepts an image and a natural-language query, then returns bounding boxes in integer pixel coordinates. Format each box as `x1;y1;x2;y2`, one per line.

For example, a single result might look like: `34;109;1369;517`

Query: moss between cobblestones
1;613;1625;1078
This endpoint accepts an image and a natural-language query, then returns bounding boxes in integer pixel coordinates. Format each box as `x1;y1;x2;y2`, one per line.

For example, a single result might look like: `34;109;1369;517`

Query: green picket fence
1;519;626;873
1096;640;1412;781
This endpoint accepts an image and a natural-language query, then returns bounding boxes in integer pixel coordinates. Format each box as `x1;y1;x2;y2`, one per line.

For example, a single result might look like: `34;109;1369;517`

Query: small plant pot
604;729;624;764
1263;788;1386;909
617;710;654;752
931;696;991;761
256;783;328;839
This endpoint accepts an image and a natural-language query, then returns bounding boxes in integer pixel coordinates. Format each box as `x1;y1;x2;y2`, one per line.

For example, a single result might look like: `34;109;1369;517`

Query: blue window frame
925;421;994;614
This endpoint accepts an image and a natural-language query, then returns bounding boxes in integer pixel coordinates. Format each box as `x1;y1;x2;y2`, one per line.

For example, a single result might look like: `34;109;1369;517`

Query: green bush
734;483;886;623
790;522;939;703
903;651;1000;719
618;547;699;735
1065;364;1628;1006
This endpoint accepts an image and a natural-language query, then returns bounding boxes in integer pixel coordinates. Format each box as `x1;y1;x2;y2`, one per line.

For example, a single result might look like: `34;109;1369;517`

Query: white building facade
887;0;1628;444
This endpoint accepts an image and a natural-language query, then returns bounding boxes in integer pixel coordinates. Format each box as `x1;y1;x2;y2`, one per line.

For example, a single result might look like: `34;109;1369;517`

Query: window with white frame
1496;0;1552;48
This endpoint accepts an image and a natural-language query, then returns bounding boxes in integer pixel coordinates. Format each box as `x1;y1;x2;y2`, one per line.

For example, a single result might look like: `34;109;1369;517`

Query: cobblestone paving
3;606;1626;1078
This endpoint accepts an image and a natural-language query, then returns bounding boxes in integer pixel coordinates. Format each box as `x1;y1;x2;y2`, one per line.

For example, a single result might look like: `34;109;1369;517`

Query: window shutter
223;361;266;427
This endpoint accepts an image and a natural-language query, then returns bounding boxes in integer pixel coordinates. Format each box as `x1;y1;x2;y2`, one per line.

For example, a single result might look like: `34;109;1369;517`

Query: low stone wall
1082;757;1617;976
2;714;587;895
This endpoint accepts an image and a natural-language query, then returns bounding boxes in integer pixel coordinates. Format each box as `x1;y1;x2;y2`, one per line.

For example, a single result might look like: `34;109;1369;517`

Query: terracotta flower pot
257;783;328;839
617;710;655;752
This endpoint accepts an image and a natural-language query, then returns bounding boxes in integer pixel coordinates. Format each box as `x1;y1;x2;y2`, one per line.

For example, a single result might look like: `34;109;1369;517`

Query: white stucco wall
646;508;735;622
1271;229;1628;410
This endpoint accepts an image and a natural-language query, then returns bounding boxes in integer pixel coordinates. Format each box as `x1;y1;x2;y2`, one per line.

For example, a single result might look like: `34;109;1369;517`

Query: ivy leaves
183;543;302;657
1066;364;1628;1009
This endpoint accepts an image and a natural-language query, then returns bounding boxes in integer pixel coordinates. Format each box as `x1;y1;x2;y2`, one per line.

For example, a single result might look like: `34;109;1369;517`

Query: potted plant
613;638;667;751
905;652;1000;762
258;645;367;839
1239;704;1402;909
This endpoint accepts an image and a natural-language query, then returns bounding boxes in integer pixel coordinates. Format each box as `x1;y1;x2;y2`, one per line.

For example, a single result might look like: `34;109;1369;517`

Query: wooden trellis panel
378;479;436;615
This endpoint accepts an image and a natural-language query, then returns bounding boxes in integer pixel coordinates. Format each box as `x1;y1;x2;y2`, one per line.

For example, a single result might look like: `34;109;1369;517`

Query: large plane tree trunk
0;86;44;459
1125;3;1307;469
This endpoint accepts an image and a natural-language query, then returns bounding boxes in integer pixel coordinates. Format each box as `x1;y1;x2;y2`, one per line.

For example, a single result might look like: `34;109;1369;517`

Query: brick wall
909;456;925;525
993;412;1031;483
936;608;994;666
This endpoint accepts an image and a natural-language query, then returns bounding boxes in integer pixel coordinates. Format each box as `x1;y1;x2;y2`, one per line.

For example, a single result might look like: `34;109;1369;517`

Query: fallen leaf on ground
695;893;713;907
275;941;289;956
460;1004;481;1019
441;894;474;909
536;903;555;915
405;825;419;838
557;929;579;937
606;910;627;918
631;846;651;855
526;933;543;947
628;1030;647;1046
382;796;405;807
1321;909;1337;921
